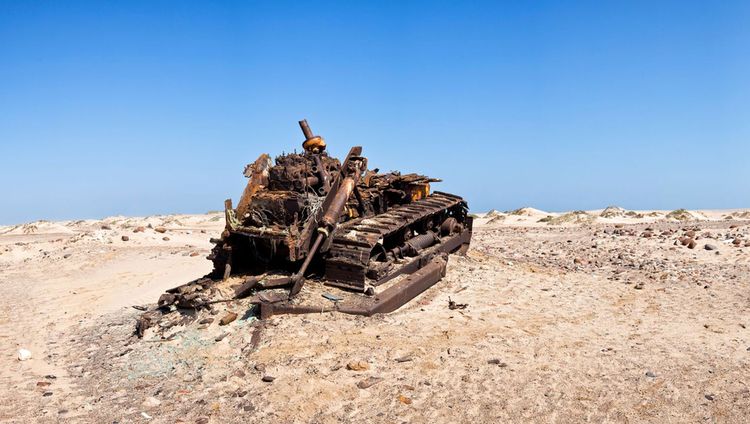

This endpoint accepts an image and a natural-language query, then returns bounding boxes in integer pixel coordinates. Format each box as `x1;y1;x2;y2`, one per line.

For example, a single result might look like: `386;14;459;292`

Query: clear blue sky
1;1;748;225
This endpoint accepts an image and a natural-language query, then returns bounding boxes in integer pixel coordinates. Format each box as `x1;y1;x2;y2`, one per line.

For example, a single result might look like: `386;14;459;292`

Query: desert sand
1;207;750;423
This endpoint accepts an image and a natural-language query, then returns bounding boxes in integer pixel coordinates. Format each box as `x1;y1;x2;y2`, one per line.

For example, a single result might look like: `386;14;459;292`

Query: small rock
254;364;266;372
687;240;697;249
356;376;383;389
162;236;170;241
142;396;161;408
43;391;53;397
219;312;238;325
347;361;370;371
63;254;72;259
214;333;228;342
154;227;167;233
704;244;717;251
17;349;32;361
133;226;145;233
198;318;214;325
645;371;656;378
705;394;715;401
487;358;507;367
634;282;644;290
397;394;412;405
189;251;200;257
101;224;112;230
261;375;275;382
121;235;130;242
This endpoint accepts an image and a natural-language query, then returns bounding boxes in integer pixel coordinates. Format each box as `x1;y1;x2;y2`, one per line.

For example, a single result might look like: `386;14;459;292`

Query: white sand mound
485;209;502;218
542;210;595;225
507;207;548;217
665;209;707;221
600;206;627;218
1;221;75;236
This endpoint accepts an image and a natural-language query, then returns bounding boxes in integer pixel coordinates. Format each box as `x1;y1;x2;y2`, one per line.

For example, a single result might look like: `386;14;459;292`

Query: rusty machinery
139;120;472;333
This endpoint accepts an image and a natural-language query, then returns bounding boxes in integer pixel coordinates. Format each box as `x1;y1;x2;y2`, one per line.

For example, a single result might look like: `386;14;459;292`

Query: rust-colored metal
300;119;326;153
141;119;472;335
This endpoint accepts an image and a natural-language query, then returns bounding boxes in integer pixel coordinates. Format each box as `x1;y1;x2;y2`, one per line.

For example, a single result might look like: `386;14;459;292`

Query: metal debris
139;119;472;335
448;297;468;310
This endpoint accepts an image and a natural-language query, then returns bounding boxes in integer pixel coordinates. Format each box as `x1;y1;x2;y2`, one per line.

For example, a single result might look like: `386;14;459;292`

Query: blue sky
1;1;748;224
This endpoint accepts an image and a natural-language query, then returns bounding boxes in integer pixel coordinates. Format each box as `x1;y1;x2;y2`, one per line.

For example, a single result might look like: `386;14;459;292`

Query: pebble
142;396;161;408
121;235;129;242
101;224;112;230
63;254;72;259
398;394;412;405
162;236;170;241
705;394;715;401
704;244;717;251
634;282;644;290
219;312;238;325
261;375;275;382
189;251;200;257
133;226;145;233
154;227;167;233
17;348;32;361
357;376;384;389
347;361;370;371
645;371;656;378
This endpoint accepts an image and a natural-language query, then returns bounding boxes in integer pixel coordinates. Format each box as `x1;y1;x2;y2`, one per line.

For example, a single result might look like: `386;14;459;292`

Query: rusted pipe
299;119;314;140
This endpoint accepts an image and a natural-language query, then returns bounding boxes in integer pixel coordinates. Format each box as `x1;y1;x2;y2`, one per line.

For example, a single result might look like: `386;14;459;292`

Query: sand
1;208;749;422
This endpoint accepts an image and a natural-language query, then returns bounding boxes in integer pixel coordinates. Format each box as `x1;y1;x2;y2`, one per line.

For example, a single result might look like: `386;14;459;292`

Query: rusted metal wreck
139;120;471;334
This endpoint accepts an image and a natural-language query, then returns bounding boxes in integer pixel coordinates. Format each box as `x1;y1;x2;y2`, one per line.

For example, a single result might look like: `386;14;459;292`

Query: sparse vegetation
666;209;692;221
600;206;626;218
544;211;594;225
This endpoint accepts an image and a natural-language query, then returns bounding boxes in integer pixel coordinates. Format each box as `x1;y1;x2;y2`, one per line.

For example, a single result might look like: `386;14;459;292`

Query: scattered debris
322;293;342;302
448;297;468;310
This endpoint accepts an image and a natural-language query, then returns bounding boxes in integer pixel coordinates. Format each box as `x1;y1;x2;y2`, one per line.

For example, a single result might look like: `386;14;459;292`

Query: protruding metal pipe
299;119;314;139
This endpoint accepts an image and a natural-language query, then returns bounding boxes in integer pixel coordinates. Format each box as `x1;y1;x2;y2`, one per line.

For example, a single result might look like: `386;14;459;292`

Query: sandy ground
1;207;749;423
